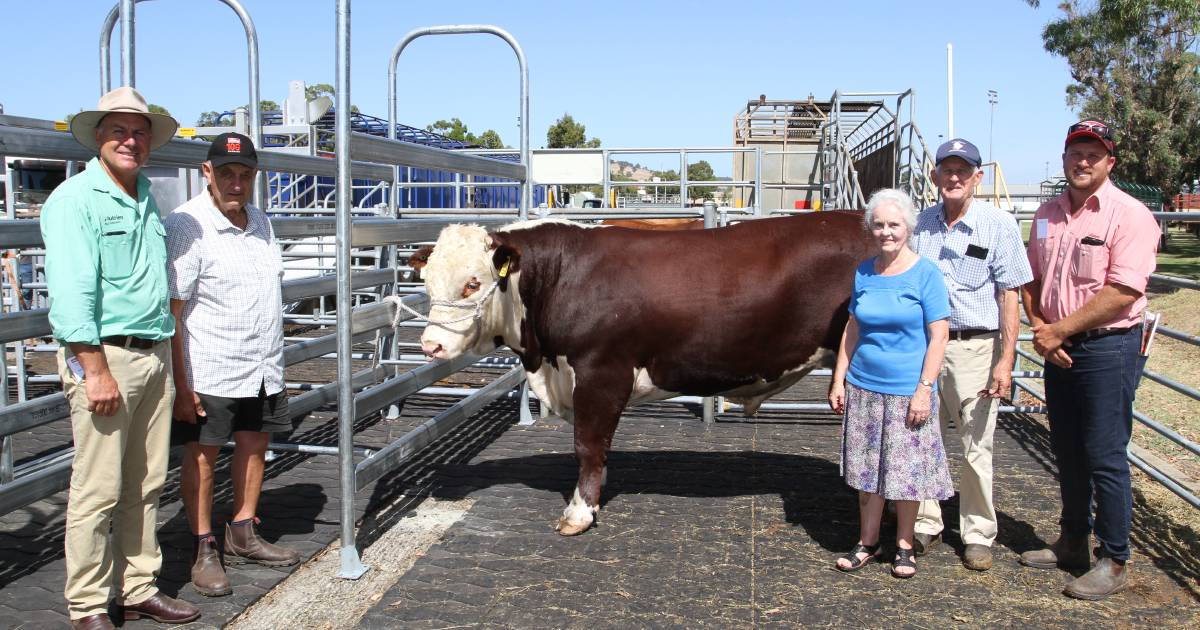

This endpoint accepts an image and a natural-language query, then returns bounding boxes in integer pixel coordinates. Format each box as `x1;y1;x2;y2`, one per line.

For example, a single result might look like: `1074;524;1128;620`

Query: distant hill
609;160;654;181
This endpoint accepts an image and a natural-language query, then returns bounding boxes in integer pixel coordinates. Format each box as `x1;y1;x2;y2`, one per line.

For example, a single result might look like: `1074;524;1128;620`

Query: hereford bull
418;212;874;534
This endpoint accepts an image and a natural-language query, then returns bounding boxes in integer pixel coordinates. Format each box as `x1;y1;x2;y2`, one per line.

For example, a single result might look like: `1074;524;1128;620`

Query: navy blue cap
934;138;982;167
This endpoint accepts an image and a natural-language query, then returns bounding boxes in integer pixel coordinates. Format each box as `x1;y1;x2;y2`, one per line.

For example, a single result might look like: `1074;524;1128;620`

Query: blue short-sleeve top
846;256;950;396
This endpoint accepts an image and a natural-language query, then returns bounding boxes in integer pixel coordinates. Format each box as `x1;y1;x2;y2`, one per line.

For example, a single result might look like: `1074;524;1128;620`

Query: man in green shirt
41;87;200;630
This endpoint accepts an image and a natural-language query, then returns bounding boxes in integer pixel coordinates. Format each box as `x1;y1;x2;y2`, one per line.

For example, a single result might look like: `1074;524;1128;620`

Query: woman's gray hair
863;188;918;241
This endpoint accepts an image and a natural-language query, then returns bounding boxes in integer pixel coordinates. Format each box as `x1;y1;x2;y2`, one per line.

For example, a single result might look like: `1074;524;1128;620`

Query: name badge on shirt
965;244;989;259
1036;218;1049;239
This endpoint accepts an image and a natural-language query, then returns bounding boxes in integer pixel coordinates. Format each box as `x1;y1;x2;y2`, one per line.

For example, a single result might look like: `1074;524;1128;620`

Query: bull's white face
419;224;507;359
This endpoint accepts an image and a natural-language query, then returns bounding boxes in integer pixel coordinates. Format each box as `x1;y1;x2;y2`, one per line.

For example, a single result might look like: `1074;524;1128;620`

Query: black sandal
892;548;917;579
836;542;882;572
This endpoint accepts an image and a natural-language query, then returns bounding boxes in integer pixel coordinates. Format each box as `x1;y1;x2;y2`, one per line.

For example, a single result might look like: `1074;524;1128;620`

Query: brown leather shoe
71;613;115;630
192;534;232;597
1019;533;1089;570
962;543;993;571
226;517;301;567
913;532;941;557
1064;556;1129;600
121;591;200;624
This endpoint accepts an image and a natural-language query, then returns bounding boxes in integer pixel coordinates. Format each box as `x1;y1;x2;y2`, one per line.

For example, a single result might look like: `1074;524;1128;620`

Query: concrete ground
2;368;1198;629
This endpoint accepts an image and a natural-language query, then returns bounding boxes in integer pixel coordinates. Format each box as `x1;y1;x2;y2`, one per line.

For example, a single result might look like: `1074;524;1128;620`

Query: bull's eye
462;278;482;298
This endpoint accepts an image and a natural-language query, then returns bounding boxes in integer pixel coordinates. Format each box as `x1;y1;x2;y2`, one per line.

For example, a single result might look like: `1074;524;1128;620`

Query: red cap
1065;120;1114;153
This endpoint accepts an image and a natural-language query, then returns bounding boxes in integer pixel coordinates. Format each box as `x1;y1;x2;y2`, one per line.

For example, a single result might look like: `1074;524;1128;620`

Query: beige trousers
915;334;1000;546
59;342;173;619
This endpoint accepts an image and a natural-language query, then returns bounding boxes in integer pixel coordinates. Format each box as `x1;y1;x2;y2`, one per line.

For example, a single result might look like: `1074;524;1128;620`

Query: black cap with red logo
206;132;258;168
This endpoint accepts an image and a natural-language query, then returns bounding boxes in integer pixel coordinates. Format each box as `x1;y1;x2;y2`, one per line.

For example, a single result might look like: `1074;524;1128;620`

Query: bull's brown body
420;212;874;533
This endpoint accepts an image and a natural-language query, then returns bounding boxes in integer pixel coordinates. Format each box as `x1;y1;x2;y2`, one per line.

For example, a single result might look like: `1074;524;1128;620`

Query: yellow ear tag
498;258;511;278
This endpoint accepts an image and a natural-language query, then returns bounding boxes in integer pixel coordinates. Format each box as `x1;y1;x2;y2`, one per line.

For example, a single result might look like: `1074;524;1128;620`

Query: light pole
987;90;998;187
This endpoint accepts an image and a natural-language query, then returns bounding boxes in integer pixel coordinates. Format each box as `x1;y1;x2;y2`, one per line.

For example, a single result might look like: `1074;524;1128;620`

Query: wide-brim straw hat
69;86;179;151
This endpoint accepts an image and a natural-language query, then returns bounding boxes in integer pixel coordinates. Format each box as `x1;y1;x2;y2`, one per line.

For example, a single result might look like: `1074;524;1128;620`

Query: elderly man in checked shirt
910;139;1033;571
165;132;299;598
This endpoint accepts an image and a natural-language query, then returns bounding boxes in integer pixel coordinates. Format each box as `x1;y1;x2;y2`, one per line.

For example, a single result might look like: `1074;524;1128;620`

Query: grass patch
1158;227;1200;279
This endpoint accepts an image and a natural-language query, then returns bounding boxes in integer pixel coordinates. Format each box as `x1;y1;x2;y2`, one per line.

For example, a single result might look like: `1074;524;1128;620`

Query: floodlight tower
988;89;998;186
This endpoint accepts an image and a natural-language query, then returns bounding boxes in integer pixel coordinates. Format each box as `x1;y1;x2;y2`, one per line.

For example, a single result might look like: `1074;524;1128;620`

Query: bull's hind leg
557;370;631;536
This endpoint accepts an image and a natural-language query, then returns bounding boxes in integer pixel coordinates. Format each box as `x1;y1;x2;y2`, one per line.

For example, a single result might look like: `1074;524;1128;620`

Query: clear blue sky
4;0;1077;184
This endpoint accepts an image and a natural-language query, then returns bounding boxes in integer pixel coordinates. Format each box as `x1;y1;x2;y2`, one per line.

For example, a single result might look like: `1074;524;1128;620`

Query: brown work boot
225;517;301;567
1019;533;1089;570
913;532;941;557
962;543;993;571
120;591;200;624
1063;555;1129;600
191;534;231;597
71;613;115;630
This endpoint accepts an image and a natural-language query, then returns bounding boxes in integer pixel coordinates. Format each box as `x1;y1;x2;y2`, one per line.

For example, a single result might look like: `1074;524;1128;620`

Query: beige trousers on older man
58;342;173;619
915;334;1000;547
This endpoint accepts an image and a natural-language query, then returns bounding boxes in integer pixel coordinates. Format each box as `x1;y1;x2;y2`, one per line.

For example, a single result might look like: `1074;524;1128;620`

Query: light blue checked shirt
912;199;1033;331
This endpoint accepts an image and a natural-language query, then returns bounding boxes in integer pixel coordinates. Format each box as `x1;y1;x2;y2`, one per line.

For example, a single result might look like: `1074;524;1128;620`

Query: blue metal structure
203;107;533;211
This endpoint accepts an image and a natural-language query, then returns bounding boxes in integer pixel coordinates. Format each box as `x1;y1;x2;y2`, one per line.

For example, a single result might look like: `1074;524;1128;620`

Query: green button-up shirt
40;157;173;345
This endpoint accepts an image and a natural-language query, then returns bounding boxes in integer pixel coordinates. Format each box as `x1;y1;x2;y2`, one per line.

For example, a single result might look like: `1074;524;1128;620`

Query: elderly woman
828;188;953;578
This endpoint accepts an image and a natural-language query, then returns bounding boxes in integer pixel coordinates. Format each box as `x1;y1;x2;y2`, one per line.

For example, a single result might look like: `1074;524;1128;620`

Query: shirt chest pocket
99;223;135;280
1072;242;1109;283
951;255;990;291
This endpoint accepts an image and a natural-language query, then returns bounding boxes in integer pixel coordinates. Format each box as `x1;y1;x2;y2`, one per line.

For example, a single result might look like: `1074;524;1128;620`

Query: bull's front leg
556;368;630;536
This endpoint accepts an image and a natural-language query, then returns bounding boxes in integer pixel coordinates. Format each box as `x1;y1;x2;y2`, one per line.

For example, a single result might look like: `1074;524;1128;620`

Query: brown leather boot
225;517;300;567
1019;533;1090;570
192;534;231;597
1064;555;1130;600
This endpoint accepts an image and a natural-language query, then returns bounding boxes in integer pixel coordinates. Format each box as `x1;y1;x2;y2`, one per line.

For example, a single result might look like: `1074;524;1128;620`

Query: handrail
0;216;513;250
0;121;394;182
350;132;524;181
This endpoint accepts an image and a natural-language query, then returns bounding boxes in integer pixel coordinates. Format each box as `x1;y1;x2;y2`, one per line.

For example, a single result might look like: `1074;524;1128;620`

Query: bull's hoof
554;517;593;536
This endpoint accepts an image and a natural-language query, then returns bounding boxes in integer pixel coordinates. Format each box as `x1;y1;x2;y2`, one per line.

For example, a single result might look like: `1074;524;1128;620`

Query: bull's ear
490;240;521;291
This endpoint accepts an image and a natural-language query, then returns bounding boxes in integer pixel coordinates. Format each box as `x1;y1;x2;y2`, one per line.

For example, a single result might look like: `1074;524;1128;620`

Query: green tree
195;100;281;128
688;160;717;201
1030;0;1200;194
547;113;600;148
305;83;335;101
147;103;172;117
426;118;505;148
427;118;472;141
476;129;505;149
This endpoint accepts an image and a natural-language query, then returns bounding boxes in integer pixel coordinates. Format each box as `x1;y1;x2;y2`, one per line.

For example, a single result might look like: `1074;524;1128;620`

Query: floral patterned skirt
841;381;954;501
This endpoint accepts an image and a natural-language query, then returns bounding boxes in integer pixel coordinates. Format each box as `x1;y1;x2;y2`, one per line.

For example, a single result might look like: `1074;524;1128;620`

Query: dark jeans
1043;326;1146;561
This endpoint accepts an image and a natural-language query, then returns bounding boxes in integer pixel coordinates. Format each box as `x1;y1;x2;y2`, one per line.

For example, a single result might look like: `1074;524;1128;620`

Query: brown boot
1064;555;1129;600
191;534;231;597
225;517;301;567
1019;533;1090;570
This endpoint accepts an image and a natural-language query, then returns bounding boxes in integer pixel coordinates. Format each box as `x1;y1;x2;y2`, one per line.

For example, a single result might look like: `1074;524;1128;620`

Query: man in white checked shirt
166;133;299;598
910;139;1033;571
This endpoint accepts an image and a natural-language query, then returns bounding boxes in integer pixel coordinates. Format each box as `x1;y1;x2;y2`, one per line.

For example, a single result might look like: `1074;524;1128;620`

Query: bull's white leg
555;486;598;536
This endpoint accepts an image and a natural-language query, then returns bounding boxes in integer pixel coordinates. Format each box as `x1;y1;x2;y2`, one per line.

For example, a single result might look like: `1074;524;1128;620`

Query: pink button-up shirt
1026;179;1159;328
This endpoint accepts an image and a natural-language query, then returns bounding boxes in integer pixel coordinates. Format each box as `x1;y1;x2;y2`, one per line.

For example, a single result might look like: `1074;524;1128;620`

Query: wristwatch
918;379;935;388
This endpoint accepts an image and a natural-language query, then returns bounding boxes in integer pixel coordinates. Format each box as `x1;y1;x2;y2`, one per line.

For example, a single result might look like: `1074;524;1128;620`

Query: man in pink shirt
1019;120;1160;600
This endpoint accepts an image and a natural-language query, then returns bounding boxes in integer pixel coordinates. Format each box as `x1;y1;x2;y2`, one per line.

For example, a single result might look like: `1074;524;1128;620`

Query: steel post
702;201;717;424
334;0;368;581
119;0;135;87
